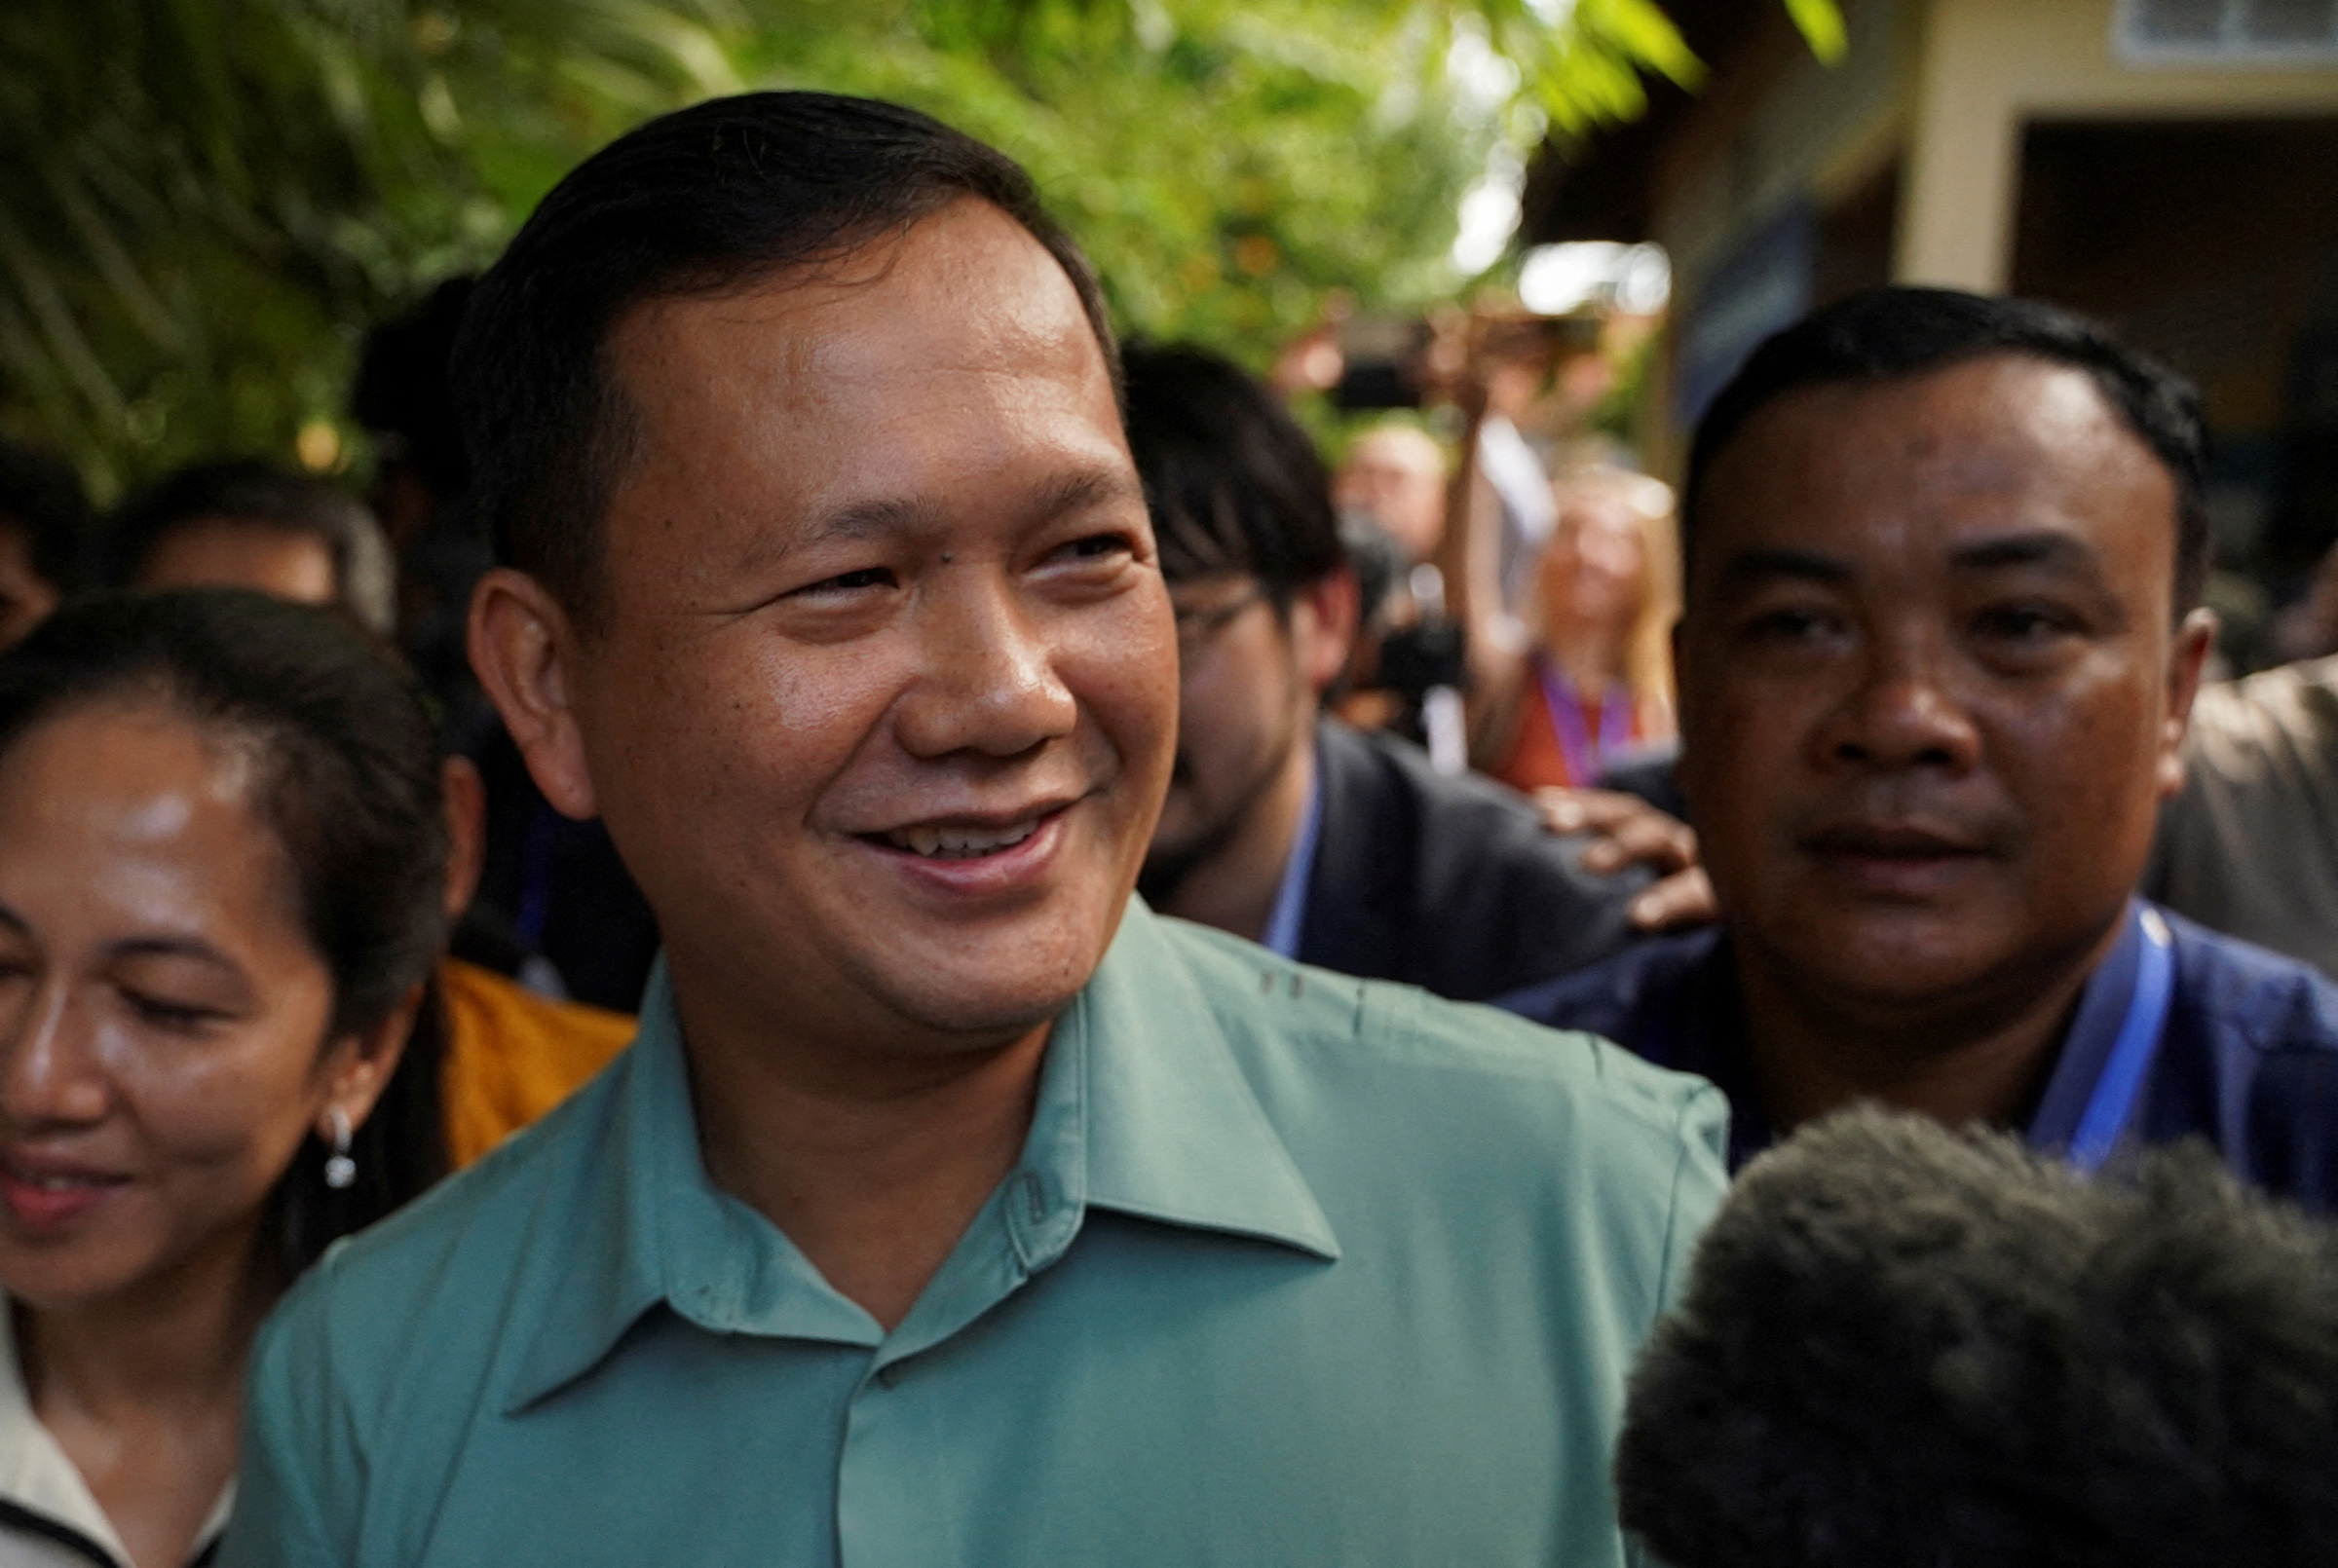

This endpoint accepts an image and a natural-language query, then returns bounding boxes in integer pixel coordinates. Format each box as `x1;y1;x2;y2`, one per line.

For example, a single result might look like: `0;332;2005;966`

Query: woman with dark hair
0;589;448;1568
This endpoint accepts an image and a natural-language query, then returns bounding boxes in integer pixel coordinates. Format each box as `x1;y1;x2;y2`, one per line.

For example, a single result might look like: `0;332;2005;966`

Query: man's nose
0;982;111;1132
894;575;1078;760
1815;635;1981;773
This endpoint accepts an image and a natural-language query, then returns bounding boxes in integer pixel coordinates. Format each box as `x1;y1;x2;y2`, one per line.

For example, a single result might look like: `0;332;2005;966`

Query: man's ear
469;568;600;820
1293;566;1362;697
2157;606;2218;798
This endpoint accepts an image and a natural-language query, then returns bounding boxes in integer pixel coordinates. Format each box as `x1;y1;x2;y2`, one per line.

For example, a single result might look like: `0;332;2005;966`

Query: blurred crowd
0;88;2332;1568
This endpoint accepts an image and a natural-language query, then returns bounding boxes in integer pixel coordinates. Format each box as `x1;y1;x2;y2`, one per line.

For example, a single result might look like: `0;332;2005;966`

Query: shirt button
876;1363;903;1390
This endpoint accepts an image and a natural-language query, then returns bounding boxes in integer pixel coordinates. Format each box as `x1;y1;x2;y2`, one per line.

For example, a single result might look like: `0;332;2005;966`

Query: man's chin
883;970;1085;1043
1756;900;2012;1006
866;909;1124;1041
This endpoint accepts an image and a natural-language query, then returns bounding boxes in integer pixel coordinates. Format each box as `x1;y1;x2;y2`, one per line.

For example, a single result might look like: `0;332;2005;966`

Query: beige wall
1901;0;2338;291
1651;0;1915;294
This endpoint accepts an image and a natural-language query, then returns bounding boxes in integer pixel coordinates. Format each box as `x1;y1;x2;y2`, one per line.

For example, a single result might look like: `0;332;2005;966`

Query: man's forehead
1700;355;2173;555
1731;355;2134;480
608;199;1104;407
586;200;1131;593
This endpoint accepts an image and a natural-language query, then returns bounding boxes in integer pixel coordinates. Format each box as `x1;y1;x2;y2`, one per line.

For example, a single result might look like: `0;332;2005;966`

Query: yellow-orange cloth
438;957;636;1168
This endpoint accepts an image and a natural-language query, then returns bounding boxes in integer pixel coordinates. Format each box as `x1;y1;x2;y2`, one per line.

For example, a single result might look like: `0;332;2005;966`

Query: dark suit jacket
1296;719;1648;1002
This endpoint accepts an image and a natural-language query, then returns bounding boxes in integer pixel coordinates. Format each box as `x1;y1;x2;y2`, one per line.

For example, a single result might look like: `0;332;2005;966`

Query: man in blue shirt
219;93;1727;1566
1506;287;2338;1207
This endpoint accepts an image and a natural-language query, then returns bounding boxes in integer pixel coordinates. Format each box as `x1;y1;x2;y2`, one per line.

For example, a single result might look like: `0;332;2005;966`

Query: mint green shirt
221;904;1726;1567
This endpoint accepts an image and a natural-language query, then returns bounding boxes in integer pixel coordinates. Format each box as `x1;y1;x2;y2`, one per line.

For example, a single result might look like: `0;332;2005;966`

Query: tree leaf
1784;0;1848;63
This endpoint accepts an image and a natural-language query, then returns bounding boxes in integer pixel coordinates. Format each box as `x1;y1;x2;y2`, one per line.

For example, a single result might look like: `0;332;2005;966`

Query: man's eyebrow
794;467;1137;552
1023;467;1141;524
1947;531;2103;576
1716;546;1855;587
800;495;929;547
726;493;925;579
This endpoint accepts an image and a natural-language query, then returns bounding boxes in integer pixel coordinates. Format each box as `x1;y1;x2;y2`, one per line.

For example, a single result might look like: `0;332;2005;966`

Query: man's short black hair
1685;287;2210;611
1119;341;1344;600
450;91;1117;628
105;459;396;636
1616;1108;2338;1568
0;437;94;596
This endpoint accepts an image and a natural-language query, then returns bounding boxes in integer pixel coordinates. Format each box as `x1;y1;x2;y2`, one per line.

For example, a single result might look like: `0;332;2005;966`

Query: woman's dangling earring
323;1105;357;1190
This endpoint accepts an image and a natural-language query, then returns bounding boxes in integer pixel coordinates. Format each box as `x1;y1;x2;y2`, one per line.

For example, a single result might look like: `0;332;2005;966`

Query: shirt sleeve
214;1268;351;1568
1653;1080;1731;1316
1613;1085;1728;1568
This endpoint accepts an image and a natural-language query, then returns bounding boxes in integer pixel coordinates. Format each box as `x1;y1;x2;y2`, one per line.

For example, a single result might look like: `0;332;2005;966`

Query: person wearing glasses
1126;342;1652;1002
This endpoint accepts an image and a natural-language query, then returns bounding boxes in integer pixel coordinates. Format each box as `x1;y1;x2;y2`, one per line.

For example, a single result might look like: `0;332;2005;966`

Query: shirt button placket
837;1363;917;1568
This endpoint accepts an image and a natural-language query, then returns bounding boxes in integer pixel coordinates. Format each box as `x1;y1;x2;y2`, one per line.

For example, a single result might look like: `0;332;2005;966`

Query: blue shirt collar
1647;902;2159;1168
1260;749;1323;961
2024;901;2155;1152
508;900;1338;1410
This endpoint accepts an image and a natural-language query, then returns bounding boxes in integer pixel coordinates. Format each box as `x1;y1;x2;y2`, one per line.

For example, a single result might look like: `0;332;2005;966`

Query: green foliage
1784;0;1849;64
0;0;1841;495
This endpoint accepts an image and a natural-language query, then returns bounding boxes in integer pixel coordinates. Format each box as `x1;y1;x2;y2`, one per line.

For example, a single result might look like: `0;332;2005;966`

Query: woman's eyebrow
106;934;245;975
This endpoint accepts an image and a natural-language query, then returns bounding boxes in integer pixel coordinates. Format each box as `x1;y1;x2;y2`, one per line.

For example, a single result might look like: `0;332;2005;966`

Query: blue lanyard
1536;659;1634;787
1262;768;1324;961
2066;907;2175;1173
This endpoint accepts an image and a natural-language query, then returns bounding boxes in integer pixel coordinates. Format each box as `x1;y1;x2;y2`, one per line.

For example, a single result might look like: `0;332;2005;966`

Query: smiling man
218;93;1726;1567
1507;288;2338;1204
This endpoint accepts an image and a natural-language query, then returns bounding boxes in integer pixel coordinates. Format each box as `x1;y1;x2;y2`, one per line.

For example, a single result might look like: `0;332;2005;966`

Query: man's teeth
885;819;1041;858
11;1171;101;1191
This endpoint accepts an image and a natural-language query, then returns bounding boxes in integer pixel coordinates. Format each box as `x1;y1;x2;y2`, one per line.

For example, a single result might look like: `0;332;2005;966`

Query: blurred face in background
0;700;393;1311
136;517;337;609
1143;564;1352;900
1676;355;2211;1025
0;520;60;653
1538;489;1650;642
484;199;1178;1057
1335;429;1447;564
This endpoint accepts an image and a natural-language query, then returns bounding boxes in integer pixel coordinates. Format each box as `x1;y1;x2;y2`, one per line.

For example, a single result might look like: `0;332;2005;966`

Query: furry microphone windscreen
1614;1107;2338;1568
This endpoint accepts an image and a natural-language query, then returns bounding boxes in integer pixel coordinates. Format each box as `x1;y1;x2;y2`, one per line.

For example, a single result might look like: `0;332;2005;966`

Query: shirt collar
509;901;1338;1410
0;1307;233;1568
1672;904;2157;1168
1069;900;1339;1257
508;958;874;1411
1260;748;1323;961
2023;901;2154;1151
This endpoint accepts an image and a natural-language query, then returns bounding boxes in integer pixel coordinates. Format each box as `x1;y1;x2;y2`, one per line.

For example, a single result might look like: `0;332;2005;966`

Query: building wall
1902;0;2338;290
1652;0;1916;305
1631;0;2338;477
1646;0;1917;463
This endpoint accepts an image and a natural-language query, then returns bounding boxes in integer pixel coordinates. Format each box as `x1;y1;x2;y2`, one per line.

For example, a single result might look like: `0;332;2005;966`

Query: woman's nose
0;984;110;1131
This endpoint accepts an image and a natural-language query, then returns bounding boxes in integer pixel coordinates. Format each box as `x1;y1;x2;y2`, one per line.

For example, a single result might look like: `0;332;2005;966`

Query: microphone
1616;1106;2338;1568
